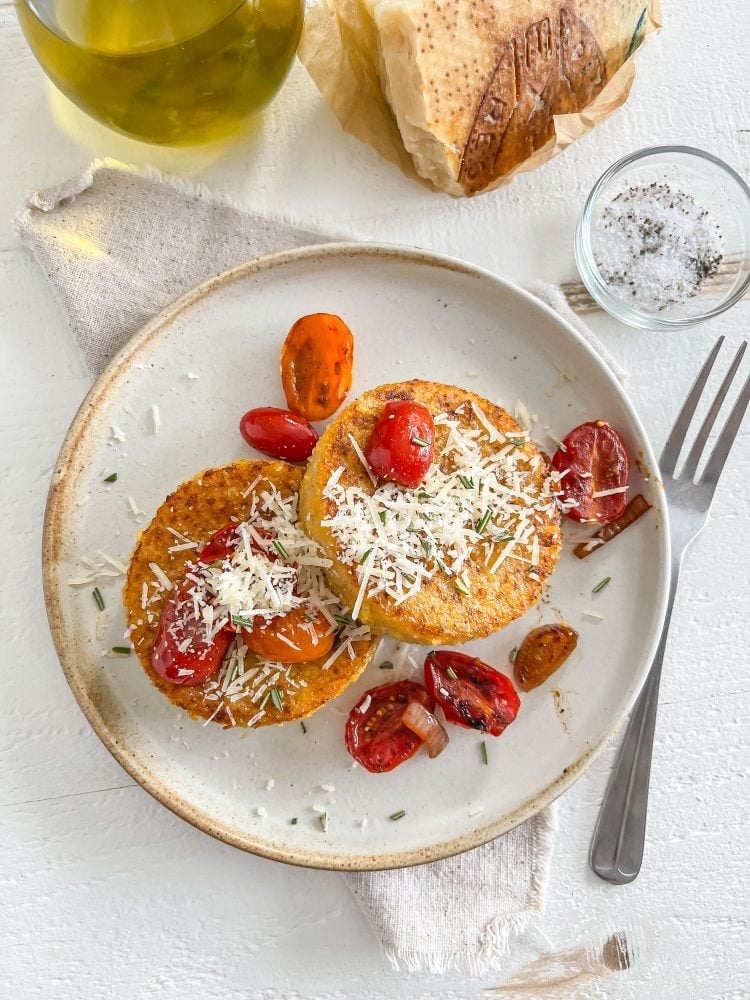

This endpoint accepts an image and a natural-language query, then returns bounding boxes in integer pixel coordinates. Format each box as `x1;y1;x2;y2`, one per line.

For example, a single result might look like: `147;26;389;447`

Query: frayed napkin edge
14;157;343;242
352;806;558;977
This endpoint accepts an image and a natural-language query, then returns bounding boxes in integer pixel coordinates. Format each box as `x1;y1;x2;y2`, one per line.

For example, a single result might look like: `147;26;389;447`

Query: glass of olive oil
16;0;304;145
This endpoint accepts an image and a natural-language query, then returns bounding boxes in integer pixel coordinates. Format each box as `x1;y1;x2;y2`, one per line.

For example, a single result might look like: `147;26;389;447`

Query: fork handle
589;568;680;884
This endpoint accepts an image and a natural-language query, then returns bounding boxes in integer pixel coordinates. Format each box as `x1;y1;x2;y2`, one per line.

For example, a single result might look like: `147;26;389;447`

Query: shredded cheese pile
322;403;566;618
139;480;370;723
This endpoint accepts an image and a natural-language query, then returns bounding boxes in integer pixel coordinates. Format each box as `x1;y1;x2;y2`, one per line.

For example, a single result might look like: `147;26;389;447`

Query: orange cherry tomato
241;607;335;664
280;313;354;421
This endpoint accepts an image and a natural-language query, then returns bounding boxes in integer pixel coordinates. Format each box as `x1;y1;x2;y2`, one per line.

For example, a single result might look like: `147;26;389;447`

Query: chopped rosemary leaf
290;817;298;825
417;491;432;501
258;690;272;711
305;613;317;622
412;435;430;447
389;810;406;821
232;615;254;627
360;548;373;564
476;510;491;535
509;646;518;663
493;532;515;544
458;474;474;489
103;472;117;483
446;666;458;680
272;539;289;560
436;558;449;574
319;812;329;832
379;660;394;669
481;741;489;766
508;438;526;447
112;646;131;655
333;613;352;626
455;579;470;596
403;573;416;584
300;721;307;734
208;560;224;569
92;587;105;611
592;576;612;594
270;687;284;712
379;511;387;524
419;537;432;557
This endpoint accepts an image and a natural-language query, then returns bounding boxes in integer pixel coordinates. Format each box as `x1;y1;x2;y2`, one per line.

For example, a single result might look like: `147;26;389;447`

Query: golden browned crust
299;381;562;644
123;460;376;728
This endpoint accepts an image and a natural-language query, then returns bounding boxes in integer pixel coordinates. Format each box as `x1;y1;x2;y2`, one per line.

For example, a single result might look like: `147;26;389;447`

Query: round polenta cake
300;381;562;645
124;460;377;728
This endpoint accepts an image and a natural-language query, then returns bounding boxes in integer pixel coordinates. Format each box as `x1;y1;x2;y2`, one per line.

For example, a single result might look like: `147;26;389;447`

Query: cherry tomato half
424;650;520;736
198;524;239;563
199;524;272;564
151;584;232;686
552;420;630;524
364;400;435;489
281;313;354;421
345;680;435;772
242;606;335;664
240;407;318;463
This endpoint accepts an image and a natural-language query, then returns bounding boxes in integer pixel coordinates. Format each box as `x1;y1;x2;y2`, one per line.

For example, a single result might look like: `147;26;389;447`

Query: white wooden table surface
2;2;749;997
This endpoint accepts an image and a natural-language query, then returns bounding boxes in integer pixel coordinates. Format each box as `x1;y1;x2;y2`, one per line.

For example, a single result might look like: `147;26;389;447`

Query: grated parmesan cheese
322;408;559;607
150;404;161;434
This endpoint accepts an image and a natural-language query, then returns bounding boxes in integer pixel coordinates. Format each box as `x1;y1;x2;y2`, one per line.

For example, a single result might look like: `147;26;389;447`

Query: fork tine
700;370;750;487
681;341;748;480
660;337;725;475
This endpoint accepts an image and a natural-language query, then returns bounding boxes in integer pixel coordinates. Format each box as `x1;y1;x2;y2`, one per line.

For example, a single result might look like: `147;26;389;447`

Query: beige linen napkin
17;161;618;975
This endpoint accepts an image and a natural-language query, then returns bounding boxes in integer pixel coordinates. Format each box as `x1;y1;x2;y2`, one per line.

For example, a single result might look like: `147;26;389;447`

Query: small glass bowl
575;146;750;330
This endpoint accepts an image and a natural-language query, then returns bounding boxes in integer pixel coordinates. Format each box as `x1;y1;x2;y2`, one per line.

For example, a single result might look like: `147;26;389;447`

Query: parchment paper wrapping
299;0;662;196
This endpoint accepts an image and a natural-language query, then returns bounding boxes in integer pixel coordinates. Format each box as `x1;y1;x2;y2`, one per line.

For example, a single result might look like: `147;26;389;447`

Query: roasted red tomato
198;524;272;564
151;584;232;686
281;313;354;421
364;400;435;489
424;650;520;736
345;680;435;772
552;420;630;524
240;407;318;462
242;607;335;664
198;524;239;563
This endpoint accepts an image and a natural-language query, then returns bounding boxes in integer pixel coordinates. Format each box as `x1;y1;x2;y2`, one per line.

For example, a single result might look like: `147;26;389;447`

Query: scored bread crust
299;381;562;645
372;0;647;195
123;460;376;728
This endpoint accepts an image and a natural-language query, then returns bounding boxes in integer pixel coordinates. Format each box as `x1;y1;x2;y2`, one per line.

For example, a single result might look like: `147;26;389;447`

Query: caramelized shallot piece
402;699;449;758
514;624;578;692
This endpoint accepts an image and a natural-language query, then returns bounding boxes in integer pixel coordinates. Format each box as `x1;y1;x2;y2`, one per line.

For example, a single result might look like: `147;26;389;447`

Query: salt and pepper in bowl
575;146;750;330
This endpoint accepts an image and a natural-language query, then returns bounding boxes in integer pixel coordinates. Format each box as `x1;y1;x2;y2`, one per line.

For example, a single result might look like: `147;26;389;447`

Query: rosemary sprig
592;576;612;594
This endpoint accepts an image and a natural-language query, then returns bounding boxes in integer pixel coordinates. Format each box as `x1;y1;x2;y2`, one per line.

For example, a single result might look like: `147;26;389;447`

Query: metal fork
589;336;750;884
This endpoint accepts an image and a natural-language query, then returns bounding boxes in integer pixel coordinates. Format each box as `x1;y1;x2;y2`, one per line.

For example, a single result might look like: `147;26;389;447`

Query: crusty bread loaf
301;0;652;195
371;0;646;195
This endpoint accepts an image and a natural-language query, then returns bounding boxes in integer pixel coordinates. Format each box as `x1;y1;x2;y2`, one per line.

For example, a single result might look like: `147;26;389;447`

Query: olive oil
17;0;303;145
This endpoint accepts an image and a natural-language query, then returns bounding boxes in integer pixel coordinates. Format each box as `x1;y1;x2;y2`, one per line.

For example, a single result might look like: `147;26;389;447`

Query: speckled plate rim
43;242;670;871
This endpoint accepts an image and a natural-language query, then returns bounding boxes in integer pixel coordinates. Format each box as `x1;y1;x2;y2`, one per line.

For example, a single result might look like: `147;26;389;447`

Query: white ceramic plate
44;244;669;870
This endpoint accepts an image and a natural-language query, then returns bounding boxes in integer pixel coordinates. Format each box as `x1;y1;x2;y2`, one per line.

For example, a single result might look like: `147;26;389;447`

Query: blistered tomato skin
241;607;335;664
424;650;520;736
345;680;435;772
151;584;232;686
240;407;318;462
281;313;354;421
552;420;630;524
364;401;435;489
